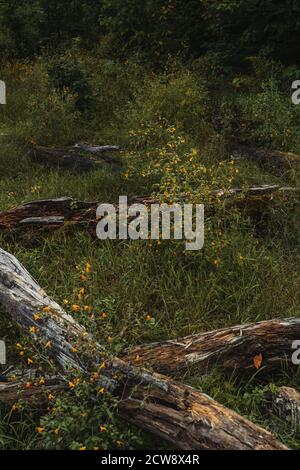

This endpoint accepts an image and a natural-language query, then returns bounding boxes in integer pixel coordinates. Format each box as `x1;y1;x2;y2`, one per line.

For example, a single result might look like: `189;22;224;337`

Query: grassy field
0;54;300;450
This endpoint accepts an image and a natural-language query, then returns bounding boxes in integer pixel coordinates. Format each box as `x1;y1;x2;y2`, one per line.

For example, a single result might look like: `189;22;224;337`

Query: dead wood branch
123;318;300;375
0;247;287;450
0;369;65;404
269;387;300;433
73;143;120;154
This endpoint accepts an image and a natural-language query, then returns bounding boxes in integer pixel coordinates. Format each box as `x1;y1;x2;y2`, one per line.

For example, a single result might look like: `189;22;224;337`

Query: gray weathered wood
0;369;66;403
73;143;120;154
270;387;300;432
0;247;287;450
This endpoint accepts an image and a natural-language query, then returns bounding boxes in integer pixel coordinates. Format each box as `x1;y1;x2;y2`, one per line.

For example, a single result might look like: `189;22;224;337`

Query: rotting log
215;185;299;223
0;185;298;240
0;197;97;238
30;143;300;172
0;247;287;450
29;144;122;173
0;369;66;403
123;318;300;375
0;366;288;451
214;185;299;198
268;386;300;433
0;196;152;240
232;146;300;168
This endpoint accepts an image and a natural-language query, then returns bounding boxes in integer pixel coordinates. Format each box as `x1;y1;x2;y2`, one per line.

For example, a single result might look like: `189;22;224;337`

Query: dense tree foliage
0;0;102;57
100;0;300;64
0;0;299;65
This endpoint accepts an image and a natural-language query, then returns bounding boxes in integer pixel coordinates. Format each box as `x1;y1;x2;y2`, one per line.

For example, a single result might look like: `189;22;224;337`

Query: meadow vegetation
0;0;300;450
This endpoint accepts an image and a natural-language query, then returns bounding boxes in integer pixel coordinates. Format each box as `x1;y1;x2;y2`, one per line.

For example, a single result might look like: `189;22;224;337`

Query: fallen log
73;143;120;154
0;247;287;450
29;144;122;173
0;185;298;239
268;386;300;433
0;369;66;403
123;318;300;375
214;185;299;198
0;197;97;238
232;146;300;168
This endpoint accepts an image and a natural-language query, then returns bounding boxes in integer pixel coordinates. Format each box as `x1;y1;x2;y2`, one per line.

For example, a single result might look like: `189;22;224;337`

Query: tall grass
0;51;299;449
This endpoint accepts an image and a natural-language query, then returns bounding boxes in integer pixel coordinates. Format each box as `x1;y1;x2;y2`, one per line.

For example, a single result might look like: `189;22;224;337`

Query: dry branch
123;318;300;375
0;197;97;238
0;247;287;450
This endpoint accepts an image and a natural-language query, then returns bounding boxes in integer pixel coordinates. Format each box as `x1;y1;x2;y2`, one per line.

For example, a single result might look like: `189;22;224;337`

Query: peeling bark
123;318;300;375
73;143;120;154
0;247;287;450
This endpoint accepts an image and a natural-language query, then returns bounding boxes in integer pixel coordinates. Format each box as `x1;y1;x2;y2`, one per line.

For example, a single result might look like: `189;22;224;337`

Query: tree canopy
0;0;299;65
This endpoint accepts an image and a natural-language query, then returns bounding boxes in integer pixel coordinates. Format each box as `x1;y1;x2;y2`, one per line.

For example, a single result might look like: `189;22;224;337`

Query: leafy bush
46;46;93;112
237;79;300;150
124;120;237;203
0;61;81;145
37;378;141;451
118;66;212;145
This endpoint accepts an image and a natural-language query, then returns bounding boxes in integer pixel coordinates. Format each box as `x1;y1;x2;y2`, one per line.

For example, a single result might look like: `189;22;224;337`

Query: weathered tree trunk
29;144;122;173
269;387;300;433
0;196;154;240
30;143;300;172
214;185;299;197
0;197;97;238
233;146;300;168
123;318;300;375
0;247;287;450
73;143;120;154
0;369;65;403
0;185;297;239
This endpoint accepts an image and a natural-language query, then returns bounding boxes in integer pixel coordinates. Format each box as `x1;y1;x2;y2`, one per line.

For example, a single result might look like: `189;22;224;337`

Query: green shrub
37;378;141;451
123;67;211;140
0;61;81;145
236;79;300;151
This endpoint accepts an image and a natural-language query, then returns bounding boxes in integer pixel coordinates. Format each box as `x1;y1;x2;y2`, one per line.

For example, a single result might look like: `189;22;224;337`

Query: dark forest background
1;0;300;64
